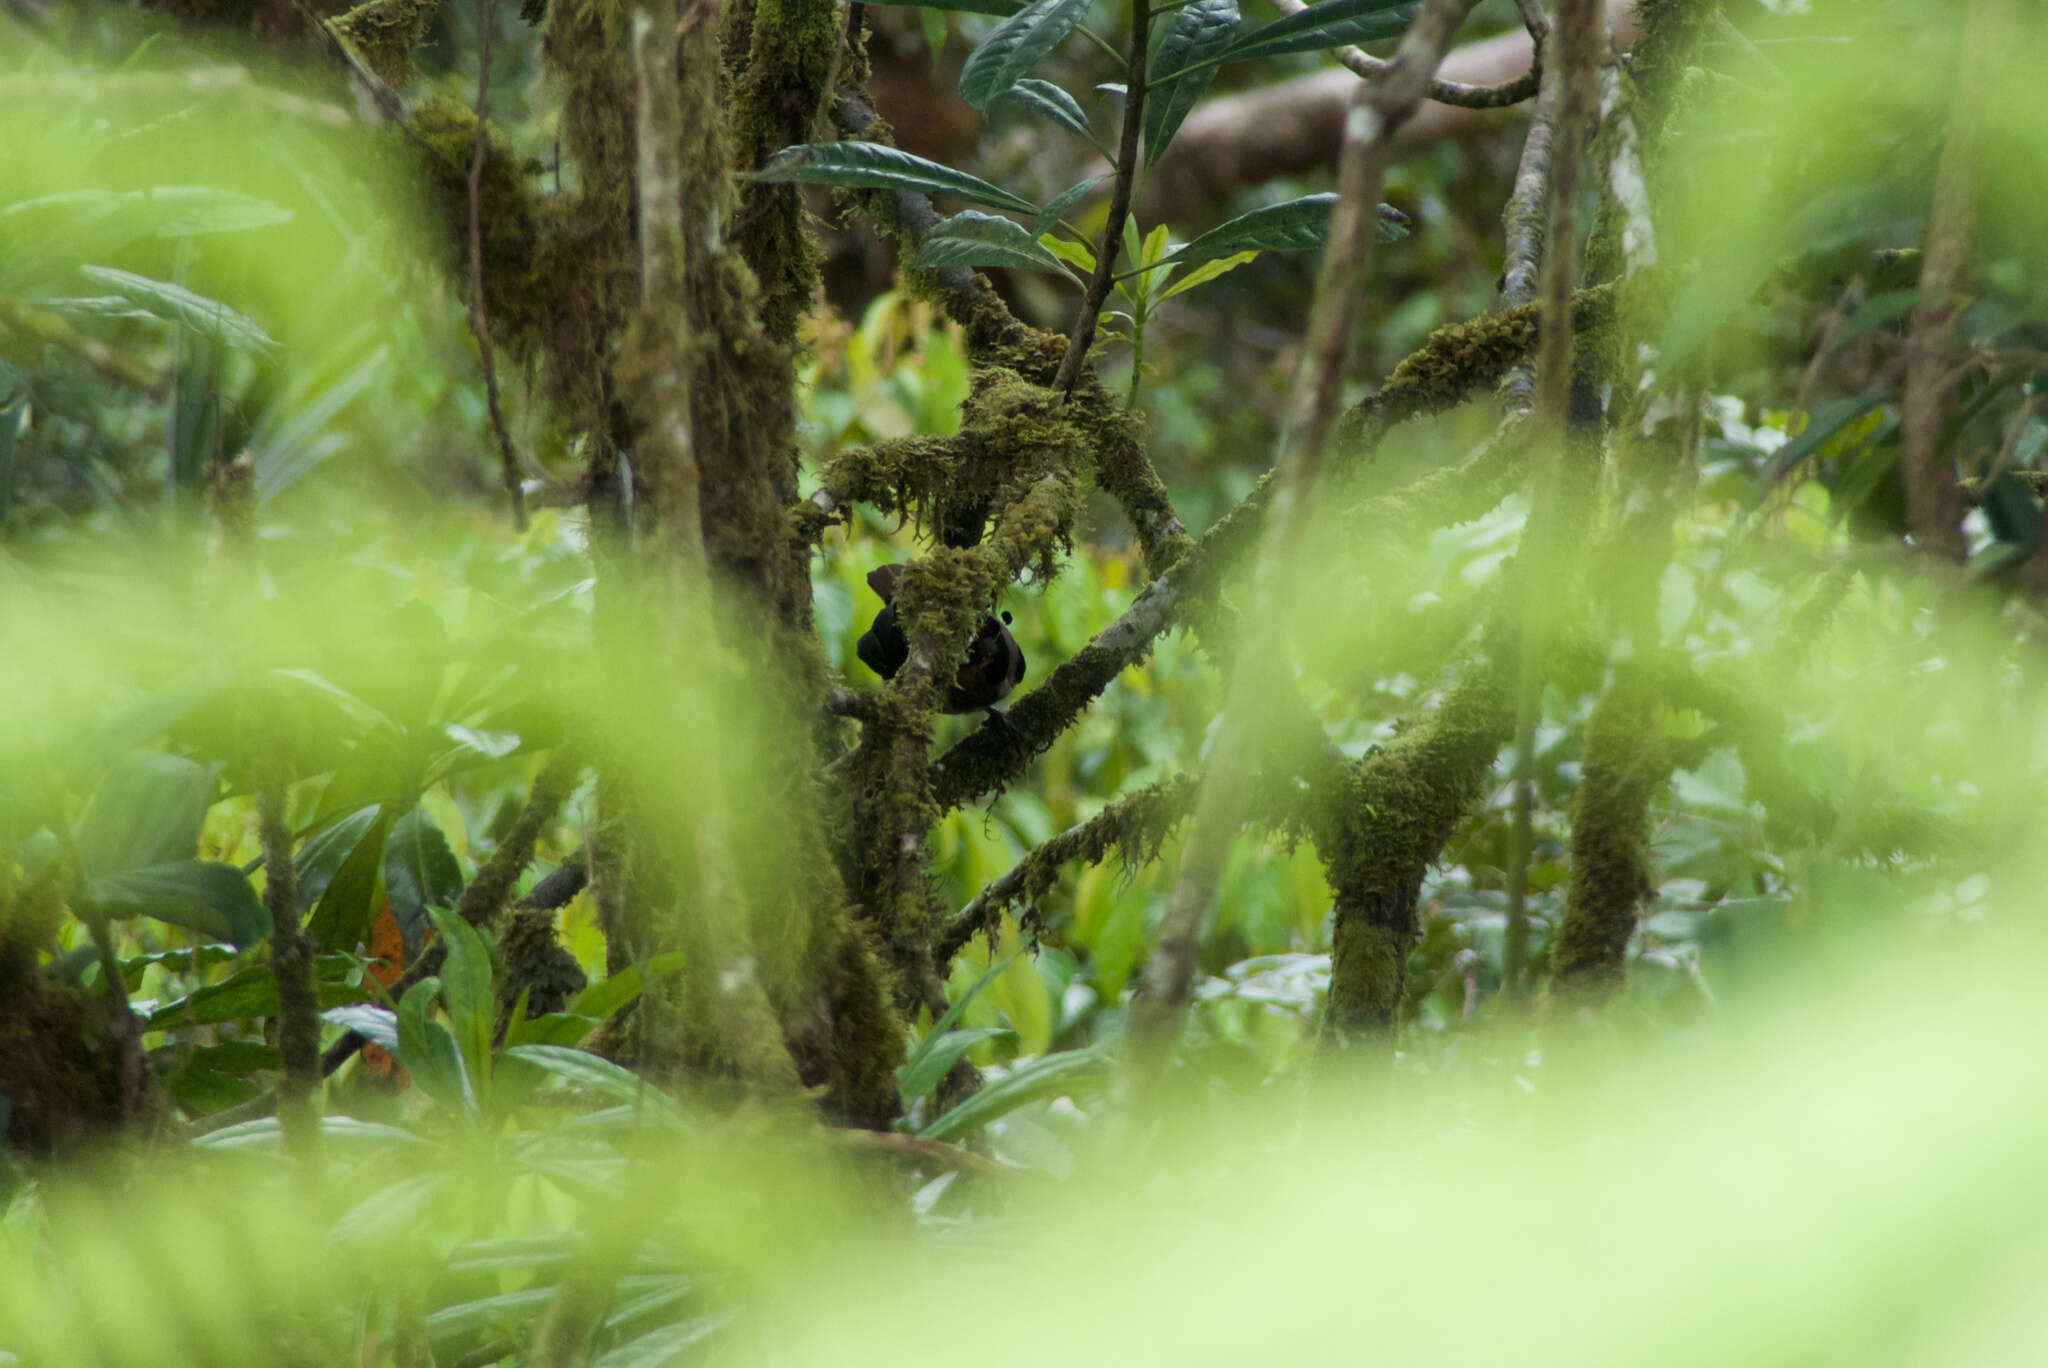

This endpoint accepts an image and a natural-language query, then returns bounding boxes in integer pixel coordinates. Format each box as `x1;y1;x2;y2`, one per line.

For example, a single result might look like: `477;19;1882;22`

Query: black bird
855;563;1025;715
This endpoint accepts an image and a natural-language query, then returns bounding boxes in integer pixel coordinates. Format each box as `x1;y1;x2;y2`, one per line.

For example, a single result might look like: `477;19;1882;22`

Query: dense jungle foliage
2;0;2045;1362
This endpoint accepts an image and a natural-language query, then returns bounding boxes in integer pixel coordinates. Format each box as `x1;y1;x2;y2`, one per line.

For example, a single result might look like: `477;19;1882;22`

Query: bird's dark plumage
854;563;1025;714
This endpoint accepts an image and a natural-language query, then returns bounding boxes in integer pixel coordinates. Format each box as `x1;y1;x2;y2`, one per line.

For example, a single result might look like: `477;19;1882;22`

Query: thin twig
1051;0;1153;395
1273;0;1539;108
466;0;529;533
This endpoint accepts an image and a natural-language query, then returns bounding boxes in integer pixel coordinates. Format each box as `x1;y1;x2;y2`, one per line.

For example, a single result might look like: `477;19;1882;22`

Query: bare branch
466;0;530;533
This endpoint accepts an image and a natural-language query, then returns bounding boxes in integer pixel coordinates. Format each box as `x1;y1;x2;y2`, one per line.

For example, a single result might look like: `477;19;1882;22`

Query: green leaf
383;806;463;937
74;750;214;875
331;1173;446;1251
1751;392;1889;501
321;1003;399;1051
192;1114;427;1151
1040;233;1096;271
0;395;21;526
1145;0;1239;166
501;1045;687;1126
398;976;478;1116
424;1288;558;1342
1159;193;1404;271
1162;248;1260;299
958;0;1093;111
565;951;685;1024
748;141;1037;216
294;805;383;913
898;1026;1014;1103
147;955;366;1028
74;265;278;352
1827;289;1918;355
427;905;496;1101
303;804;392;953
1032;174;1105;234
590;1312;737;1368
999;77;1093;139
919;1048;1108;1141
86;860;268;946
1222;0;1414;65
917;210;1084;283
898;954;1019;1102
445;1234;586;1275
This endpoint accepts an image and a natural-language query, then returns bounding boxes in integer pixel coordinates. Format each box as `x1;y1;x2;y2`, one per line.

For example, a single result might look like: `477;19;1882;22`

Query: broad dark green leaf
749;141;1036;216
383;806;463;937
428;905;496;1097
74;750;214;875
919;1048;1108;1141
1223;0;1414;64
321;1003;400;1051
958;0;1093;111
999;77;1093;138
86;859;268;946
148;955;366;1028
1160;193;1404;271
1751;392;1888;501
1827;289;1919;354
75;265;278;352
295;804;383;913
917;210;1083;283
1145;0;1239;166
304;804;393;953
398;976;478;1116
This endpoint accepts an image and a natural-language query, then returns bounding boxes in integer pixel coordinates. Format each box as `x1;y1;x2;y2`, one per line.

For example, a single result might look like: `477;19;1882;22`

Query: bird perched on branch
855;563;1025;715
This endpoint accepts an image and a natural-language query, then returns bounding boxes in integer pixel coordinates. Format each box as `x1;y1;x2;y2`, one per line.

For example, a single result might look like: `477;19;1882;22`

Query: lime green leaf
1040;233;1096;271
1162;248;1260;299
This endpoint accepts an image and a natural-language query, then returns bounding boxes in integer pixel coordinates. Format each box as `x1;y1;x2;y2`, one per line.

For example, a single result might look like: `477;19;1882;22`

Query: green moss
407;97;548;357
1552;674;1660;997
1317;637;1516;1041
328;0;440;87
726;0;843;349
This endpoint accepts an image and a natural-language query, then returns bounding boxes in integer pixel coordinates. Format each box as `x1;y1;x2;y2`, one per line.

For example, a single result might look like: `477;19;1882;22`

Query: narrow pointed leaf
958;0;1093;111
1033;175;1105;234
1162;248;1261;299
917;210;1084;284
1223;0;1415;64
1161;193;1405;270
749;141;1037;216
75;265;278;352
1000;77;1093;139
919;1048;1109;1141
1145;0;1239;165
